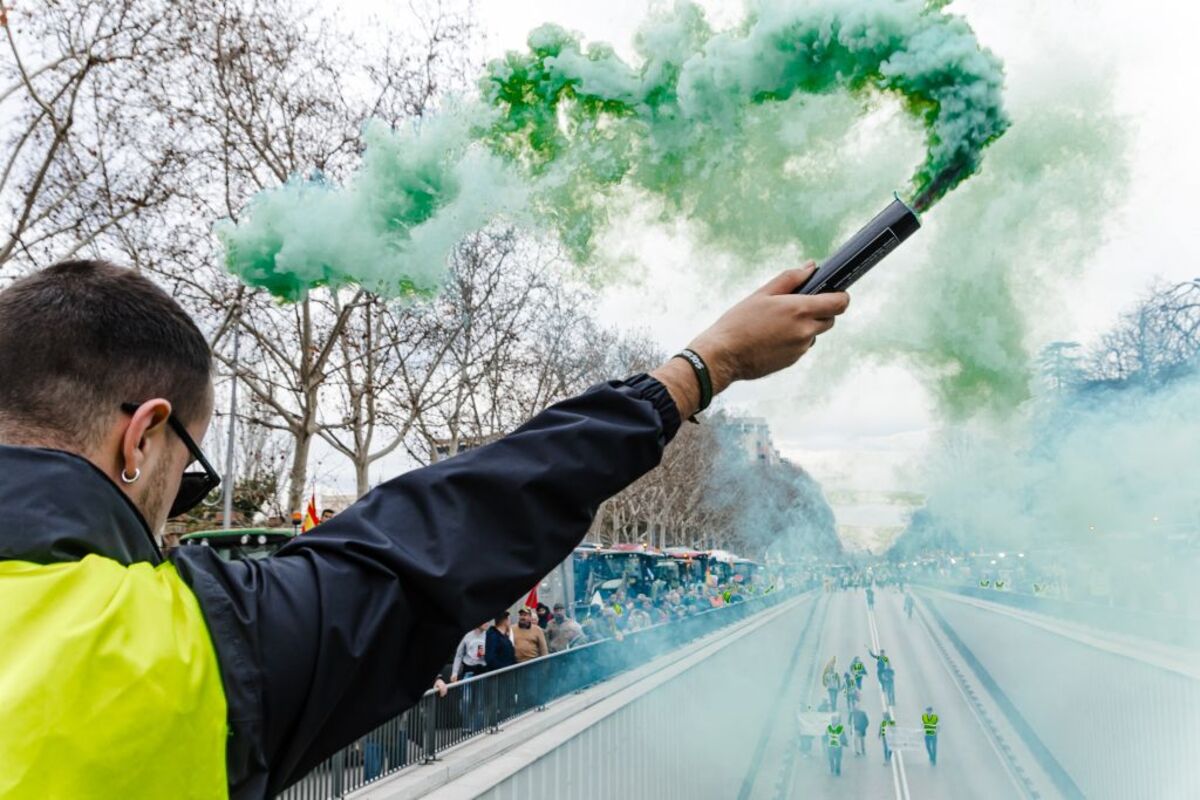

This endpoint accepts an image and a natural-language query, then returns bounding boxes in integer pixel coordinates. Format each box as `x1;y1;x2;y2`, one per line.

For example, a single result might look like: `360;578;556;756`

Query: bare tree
0;0;189;272
1037;341;1083;394
1087;280;1200;387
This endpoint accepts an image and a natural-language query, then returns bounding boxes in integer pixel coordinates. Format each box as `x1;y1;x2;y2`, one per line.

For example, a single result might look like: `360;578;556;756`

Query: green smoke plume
218;0;1007;300
859;67;1128;418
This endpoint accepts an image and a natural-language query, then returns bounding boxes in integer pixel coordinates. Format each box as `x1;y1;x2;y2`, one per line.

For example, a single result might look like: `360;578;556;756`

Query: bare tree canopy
1;0;839;558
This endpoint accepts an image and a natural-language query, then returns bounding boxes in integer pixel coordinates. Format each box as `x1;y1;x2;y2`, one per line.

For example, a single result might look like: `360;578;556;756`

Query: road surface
773;588;1025;799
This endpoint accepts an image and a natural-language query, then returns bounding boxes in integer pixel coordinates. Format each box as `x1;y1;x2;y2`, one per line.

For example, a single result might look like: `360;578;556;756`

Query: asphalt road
783;588;1022;799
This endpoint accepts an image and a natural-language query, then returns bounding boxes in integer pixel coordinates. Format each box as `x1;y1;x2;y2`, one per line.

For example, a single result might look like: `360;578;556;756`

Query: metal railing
278;587;801;799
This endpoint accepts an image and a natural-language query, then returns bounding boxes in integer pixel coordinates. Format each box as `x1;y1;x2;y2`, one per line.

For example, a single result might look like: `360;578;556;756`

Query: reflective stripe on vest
922;713;939;735
0;555;228;799
827;724;844;746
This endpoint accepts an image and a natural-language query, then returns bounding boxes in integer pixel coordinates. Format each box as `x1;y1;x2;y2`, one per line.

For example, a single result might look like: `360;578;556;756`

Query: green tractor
177;528;295;561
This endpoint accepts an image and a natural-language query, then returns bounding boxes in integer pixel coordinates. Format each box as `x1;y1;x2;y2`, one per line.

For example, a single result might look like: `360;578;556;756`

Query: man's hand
434;678;448;697
651;263;850;419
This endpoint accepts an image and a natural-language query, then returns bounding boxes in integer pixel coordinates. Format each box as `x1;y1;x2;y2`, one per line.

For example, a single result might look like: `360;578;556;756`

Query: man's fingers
787;290;850;319
808;316;836;337
756;262;817;296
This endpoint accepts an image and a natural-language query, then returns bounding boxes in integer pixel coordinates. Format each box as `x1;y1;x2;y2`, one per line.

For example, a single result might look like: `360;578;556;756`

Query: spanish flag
301;494;319;532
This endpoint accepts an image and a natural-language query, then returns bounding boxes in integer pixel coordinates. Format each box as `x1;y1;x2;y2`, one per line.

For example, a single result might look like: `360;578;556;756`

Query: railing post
332;749;344;798
423;692;437;763
485;675;498;732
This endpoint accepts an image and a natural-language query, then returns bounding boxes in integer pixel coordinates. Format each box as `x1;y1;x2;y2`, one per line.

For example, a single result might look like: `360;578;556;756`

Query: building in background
734;417;781;466
430;433;500;462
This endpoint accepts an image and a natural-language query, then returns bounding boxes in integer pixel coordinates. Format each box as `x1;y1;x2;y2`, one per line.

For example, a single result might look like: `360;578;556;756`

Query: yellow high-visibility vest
0;554;228;799
922;713;940;735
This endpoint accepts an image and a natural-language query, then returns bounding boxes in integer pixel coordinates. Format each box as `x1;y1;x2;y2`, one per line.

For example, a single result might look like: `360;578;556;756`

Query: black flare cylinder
794;195;920;295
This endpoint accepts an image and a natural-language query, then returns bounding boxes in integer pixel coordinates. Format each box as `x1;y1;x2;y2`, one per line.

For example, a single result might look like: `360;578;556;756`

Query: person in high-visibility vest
850;656;867;688
922;706;940;765
0;260;851;796
879;711;896;764
825;714;845;776
866;645;890;676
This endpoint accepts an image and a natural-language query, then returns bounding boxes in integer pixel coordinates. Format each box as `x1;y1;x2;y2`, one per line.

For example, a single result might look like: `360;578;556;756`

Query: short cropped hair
0;260;212;448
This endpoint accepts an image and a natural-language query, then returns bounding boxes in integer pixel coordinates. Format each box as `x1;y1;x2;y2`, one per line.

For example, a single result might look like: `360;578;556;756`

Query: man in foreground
0;258;848;797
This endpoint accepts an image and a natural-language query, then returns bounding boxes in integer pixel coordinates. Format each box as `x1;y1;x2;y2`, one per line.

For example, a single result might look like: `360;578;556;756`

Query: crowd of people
447;579;762;680
797;589;940;779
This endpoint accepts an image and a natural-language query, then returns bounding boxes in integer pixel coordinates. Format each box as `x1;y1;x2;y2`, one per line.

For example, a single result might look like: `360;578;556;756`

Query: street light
998;552;1006;558
1017;552;1025;558
990;559;997;565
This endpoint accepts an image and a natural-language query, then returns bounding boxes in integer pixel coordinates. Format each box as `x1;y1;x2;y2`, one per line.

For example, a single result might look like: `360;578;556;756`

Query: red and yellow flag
301;494;319;532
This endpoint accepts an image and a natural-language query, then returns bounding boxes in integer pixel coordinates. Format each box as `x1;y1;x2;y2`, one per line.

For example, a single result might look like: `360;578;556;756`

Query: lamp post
222;325;241;531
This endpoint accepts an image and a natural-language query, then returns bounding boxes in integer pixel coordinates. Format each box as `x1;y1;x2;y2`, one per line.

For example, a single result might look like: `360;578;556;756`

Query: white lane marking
913;598;1033;798
867;596;911;800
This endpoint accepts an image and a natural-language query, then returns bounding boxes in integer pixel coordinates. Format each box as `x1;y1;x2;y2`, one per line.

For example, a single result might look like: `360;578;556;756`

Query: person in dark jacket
0;259;848;797
485;612;517;671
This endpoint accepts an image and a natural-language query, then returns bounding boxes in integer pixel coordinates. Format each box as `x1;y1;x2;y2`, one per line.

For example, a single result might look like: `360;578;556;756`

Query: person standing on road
825;714;845;776
850;656;866;689
922;706;940;765
0;260;849;797
823;664;843;710
880;711;896;765
880;663;896;706
866;646;890;677
904;592;915;619
866;585;875;609
843;670;860;712
850;707;869;756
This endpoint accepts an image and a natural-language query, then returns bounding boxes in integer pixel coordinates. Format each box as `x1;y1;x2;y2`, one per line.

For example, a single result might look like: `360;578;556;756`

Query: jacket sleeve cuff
622;372;682;445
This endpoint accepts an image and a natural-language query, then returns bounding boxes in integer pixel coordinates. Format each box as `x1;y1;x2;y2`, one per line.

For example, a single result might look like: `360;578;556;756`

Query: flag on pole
301;493;319;532
525;585;539;610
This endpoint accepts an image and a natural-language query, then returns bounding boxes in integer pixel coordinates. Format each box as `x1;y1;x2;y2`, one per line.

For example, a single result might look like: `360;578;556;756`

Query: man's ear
120;398;173;480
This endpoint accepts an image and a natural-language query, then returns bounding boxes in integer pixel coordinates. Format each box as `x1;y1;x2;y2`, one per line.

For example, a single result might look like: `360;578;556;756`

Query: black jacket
0;374;678;798
485;626;517;671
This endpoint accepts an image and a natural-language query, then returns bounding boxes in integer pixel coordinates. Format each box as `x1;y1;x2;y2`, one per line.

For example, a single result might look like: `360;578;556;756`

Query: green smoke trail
860;68;1128;418
218;0;1007;300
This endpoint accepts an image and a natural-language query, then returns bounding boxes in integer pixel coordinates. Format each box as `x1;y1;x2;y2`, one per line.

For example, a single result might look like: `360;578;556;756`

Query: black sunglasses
120;403;222;518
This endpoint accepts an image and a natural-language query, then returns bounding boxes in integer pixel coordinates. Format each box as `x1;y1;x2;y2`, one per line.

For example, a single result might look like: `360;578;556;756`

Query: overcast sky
321;0;1200;536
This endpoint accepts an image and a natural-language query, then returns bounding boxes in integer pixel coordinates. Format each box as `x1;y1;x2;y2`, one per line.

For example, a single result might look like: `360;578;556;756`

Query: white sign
884;726;926;751
797;712;831;736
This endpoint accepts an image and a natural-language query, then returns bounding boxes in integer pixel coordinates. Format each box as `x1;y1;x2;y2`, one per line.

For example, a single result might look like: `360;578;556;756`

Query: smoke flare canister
795;196;920;295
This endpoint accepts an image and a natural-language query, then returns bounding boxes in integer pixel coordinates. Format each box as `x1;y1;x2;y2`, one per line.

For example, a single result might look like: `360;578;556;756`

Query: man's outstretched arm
171;265;850;797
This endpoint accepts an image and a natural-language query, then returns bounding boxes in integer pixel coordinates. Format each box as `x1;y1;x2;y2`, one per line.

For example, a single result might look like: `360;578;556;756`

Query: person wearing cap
547;603;585;652
513;607;549;662
0;260;847;797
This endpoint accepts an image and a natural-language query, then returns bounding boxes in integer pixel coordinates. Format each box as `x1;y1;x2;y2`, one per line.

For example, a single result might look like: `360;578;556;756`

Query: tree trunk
355;458;370;499
287;428;312;515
